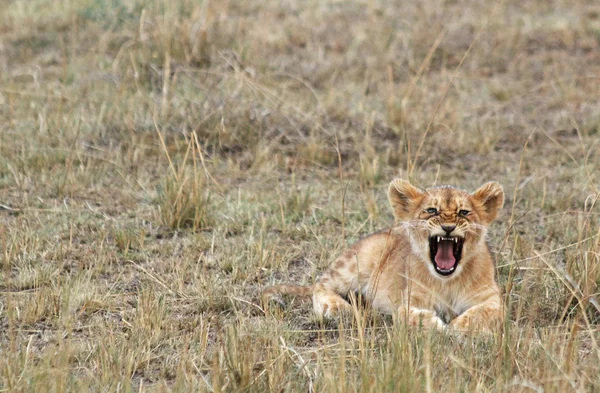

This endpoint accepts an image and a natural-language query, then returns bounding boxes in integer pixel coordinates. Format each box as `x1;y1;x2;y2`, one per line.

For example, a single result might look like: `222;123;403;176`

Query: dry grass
1;0;600;391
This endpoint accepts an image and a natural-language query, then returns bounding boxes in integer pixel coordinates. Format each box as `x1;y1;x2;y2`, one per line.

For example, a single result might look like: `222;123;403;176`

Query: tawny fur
262;179;505;333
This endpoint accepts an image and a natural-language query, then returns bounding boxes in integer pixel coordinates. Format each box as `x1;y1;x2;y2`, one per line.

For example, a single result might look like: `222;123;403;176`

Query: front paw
450;313;499;334
399;307;447;330
426;315;447;330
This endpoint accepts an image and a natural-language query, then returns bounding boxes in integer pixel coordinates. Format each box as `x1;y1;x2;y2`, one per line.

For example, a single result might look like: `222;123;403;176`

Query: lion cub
263;179;505;332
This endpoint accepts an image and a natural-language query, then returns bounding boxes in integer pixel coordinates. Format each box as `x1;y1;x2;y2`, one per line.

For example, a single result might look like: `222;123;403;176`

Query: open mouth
429;236;464;276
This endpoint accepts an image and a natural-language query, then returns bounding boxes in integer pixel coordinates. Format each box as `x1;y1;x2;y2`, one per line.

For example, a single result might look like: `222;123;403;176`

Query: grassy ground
1;0;600;391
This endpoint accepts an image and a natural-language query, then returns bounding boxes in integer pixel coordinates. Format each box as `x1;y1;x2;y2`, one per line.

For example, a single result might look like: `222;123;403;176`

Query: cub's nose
441;224;456;235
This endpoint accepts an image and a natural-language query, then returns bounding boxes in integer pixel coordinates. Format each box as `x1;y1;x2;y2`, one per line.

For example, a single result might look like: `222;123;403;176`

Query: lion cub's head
388;179;504;278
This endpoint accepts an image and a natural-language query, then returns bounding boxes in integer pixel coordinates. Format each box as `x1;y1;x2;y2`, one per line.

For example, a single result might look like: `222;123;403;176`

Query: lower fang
436;266;455;273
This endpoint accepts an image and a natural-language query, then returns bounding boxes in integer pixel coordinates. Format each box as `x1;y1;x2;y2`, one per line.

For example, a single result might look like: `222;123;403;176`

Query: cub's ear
388;179;425;220
471;181;504;223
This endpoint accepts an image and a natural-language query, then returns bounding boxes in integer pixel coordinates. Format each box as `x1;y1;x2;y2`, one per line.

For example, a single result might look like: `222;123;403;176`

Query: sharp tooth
454;238;457;243
437;236;441;242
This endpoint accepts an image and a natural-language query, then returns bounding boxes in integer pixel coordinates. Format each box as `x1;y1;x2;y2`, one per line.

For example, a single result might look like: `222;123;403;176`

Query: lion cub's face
388;179;504;278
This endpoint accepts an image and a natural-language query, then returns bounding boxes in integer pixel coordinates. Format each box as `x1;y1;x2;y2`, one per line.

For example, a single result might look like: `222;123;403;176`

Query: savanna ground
1;0;600;391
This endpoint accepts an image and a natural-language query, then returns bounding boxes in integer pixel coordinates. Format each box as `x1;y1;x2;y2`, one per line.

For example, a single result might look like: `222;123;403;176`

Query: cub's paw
398;306;447;331
449;312;502;335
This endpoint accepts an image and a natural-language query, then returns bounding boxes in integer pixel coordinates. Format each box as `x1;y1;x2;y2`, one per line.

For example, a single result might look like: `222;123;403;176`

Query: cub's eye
459;210;470;216
425;208;438;215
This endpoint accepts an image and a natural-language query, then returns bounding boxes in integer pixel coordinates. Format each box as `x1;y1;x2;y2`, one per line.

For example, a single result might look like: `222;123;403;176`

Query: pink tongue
435;240;456;269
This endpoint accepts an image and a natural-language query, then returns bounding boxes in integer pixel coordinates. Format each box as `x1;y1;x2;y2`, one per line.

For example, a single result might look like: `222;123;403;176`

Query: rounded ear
388;179;424;221
471;181;504;223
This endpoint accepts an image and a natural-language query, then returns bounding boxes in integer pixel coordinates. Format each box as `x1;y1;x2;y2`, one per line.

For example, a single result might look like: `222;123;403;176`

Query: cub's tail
261;284;314;308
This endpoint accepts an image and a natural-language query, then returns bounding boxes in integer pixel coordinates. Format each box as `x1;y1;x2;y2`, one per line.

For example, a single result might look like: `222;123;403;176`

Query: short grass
1;0;600;392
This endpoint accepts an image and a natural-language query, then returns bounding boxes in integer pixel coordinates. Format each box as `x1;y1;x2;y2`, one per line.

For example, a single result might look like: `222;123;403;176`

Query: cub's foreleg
450;294;503;333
